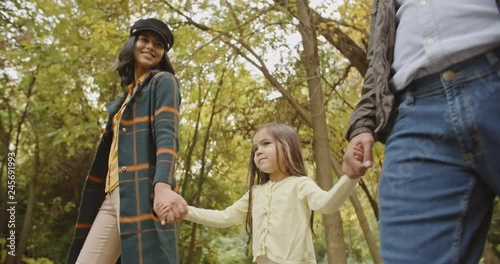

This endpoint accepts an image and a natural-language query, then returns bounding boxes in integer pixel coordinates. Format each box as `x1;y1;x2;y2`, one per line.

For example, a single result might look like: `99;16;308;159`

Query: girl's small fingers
167;211;175;223
160;208;170;219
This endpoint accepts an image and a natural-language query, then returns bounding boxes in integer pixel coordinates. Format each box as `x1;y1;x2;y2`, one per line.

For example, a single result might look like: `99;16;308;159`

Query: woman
67;18;187;264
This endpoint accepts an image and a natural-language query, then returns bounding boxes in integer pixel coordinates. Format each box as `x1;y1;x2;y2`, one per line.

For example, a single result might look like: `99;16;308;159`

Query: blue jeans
380;48;500;263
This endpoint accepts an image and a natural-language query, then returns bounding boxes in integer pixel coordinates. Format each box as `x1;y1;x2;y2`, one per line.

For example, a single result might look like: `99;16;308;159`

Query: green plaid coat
67;71;181;264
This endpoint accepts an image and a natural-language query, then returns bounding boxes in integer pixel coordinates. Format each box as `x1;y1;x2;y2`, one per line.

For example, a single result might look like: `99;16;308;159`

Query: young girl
181;123;359;264
67;18;188;263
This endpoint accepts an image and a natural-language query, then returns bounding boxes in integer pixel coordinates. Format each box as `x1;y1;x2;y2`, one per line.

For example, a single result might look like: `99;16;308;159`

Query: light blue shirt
391;0;500;91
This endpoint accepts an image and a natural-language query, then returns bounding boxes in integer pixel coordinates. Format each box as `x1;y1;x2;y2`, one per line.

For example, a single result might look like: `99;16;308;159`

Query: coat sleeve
184;191;249;228
345;31;378;140
345;0;395;142
151;72;181;186
298;176;358;214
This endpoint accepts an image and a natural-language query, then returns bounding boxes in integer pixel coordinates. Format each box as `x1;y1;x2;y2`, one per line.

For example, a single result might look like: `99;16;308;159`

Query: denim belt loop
405;87;415;106
487;47;500;77
485;49;499;67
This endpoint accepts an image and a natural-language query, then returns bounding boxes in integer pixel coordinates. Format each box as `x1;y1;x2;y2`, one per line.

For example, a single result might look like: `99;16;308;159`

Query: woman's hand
153;182;188;225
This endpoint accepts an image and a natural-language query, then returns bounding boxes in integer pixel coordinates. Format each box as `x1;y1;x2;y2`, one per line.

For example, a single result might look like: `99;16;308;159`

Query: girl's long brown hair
245;123;314;242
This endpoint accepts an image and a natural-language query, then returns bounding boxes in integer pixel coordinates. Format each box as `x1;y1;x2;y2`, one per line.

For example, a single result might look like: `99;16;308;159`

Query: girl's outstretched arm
299;176;359;214
184;191;250;228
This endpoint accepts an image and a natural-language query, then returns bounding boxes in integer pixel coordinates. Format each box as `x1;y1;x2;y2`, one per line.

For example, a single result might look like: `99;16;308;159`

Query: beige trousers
76;188;121;263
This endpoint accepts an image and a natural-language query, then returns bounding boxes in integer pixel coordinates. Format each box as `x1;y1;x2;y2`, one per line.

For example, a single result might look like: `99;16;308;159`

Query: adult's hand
342;132;375;179
153;183;188;225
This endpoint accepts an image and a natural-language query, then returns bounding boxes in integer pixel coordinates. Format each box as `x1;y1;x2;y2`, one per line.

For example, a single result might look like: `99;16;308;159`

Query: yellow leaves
318;22;329;31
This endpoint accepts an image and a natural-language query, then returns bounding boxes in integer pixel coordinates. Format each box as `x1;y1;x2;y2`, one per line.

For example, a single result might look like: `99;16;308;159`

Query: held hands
342;132;374;179
153;182;188;225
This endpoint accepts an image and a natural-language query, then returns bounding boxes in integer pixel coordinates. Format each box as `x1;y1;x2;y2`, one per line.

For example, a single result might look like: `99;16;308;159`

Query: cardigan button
121;127;127;133
121;166;127;172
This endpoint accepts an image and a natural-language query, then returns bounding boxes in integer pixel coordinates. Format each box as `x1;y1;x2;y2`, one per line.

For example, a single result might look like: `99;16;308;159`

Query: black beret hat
130;18;174;52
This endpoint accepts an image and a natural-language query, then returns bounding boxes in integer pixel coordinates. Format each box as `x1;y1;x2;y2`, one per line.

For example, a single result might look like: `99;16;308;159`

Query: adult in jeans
342;0;500;263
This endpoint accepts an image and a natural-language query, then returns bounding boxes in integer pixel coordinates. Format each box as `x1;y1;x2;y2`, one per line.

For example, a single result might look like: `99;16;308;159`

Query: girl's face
133;31;165;76
253;129;286;181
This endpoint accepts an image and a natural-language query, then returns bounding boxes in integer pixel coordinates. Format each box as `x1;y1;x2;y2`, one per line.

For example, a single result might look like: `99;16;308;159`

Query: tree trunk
186;76;223;263
321;213;347;263
180;87;204;195
349;195;382;263
13;181;35;264
7;139;37;263
296;0;347;262
186;222;199;264
314;15;368;76
0;76;34;237
328;151;382;263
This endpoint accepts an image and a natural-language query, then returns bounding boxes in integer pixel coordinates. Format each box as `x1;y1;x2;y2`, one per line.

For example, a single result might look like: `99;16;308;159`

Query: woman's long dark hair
116;34;175;88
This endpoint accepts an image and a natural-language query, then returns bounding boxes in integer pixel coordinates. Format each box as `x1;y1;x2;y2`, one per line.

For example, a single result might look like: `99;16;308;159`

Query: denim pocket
394;91;412;122
395;100;408;122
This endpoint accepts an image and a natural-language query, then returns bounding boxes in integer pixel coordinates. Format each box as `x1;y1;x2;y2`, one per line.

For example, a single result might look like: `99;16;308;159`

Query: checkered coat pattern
67;71;181;264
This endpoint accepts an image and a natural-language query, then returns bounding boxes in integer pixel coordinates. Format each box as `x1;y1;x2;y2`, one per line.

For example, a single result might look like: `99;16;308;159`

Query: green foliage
1;0;129;263
488;199;500;258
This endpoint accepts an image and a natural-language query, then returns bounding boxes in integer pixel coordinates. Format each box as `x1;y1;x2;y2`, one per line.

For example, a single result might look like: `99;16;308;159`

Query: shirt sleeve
298;176;359;214
184;191;250;228
152;72;181;186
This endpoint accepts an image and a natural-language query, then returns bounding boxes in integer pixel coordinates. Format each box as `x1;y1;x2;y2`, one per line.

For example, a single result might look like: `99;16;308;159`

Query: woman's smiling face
133;31;165;75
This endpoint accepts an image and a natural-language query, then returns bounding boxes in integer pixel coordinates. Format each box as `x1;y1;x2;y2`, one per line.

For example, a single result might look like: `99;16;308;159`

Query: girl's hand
155;204;171;225
342;132;374;179
353;143;364;162
153;183;188;225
